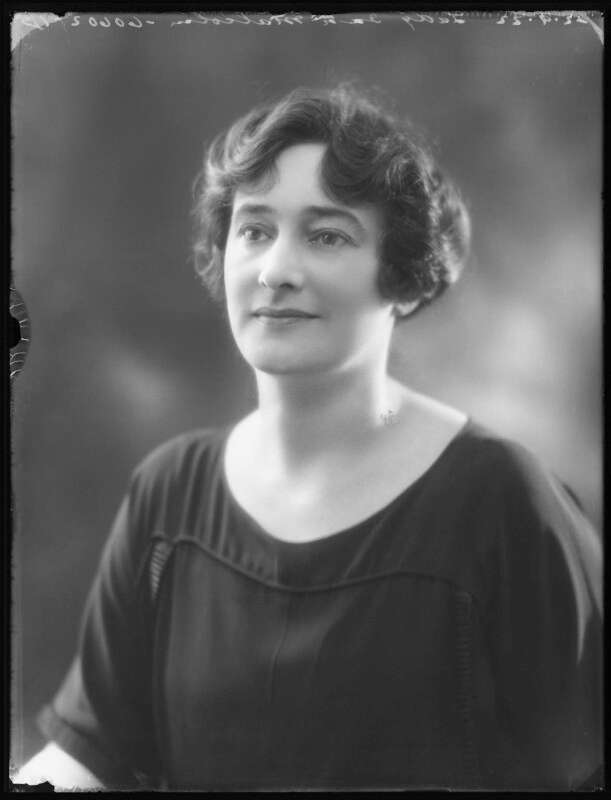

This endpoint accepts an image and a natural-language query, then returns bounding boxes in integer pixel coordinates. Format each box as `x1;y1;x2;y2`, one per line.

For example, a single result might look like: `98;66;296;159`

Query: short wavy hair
192;84;471;318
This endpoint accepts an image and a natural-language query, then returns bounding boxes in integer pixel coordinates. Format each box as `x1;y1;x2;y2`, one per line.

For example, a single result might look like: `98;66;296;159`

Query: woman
16;85;602;790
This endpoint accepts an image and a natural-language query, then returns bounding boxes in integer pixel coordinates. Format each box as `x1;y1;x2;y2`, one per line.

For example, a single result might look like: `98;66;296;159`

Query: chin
239;341;335;376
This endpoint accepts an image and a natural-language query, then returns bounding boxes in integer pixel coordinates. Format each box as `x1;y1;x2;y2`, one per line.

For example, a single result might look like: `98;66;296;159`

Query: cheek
222;269;244;334
223;250;248;302
323;259;385;314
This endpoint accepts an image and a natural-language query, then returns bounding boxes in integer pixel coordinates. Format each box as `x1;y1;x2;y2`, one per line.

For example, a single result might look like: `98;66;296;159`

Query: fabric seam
159;534;485;610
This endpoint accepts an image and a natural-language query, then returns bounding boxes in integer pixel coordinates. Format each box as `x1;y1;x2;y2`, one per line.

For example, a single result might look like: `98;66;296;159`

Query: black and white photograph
10;9;603;791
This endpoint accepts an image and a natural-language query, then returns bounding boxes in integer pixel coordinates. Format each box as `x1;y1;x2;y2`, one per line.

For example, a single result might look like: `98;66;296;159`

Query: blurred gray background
11;11;602;769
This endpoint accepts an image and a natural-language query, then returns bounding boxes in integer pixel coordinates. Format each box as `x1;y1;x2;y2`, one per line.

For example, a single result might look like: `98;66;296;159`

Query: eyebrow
232;203;368;234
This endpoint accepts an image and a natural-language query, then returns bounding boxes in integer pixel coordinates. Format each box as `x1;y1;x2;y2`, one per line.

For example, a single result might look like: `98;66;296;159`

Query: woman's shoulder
416;416;595;541
129;425;229;490
394;390;554;503
404;418;562;552
441;420;597;546
450;421;599;572
412;419;601;614
445;419;565;501
453;421;590;524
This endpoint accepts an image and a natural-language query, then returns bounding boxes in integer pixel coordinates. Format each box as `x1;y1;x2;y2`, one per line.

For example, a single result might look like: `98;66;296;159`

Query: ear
392;300;420;319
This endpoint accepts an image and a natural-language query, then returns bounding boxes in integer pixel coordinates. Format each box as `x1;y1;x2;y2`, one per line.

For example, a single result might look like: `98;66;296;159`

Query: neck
252;360;404;475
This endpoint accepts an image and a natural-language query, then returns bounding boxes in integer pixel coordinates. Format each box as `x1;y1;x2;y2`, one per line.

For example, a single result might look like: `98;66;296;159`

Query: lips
252;307;319;319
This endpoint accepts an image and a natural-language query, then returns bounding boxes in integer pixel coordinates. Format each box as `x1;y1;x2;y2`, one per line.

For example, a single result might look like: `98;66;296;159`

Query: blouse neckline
216;416;475;554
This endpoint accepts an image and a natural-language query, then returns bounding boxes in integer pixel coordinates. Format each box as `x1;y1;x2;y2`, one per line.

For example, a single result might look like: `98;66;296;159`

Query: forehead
234;143;327;204
232;143;380;231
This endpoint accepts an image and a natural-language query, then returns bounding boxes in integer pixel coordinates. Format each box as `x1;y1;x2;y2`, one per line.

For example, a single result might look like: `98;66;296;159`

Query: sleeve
483;444;603;790
36;475;161;790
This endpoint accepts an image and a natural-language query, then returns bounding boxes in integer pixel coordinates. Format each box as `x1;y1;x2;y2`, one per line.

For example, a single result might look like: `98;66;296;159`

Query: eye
309;230;353;249
237;224;271;243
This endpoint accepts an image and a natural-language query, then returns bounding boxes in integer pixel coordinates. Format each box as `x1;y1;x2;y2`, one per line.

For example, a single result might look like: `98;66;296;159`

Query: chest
223;439;429;543
152;548;485;789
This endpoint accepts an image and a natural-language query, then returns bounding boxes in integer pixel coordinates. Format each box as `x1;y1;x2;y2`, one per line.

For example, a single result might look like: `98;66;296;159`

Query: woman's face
223;143;395;376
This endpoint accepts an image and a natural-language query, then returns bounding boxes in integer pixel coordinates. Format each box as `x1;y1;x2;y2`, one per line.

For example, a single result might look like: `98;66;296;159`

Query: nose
257;235;304;291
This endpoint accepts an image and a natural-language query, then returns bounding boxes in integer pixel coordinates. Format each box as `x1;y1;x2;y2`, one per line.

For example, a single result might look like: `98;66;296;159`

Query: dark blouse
38;421;602;790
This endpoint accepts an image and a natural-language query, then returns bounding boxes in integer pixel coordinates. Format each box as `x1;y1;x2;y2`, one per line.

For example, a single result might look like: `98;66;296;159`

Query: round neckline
217;416;474;551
